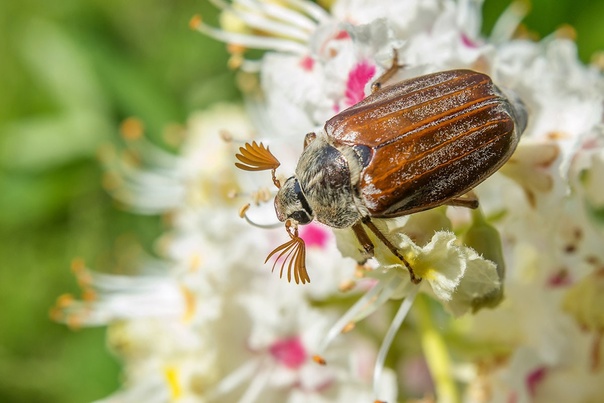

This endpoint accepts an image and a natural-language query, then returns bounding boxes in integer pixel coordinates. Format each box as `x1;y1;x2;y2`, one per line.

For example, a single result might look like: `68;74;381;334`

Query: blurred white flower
55;0;604;402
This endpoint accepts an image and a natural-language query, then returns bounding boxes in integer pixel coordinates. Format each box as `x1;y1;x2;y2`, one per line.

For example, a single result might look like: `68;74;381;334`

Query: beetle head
234;141;311;284
274;176;314;225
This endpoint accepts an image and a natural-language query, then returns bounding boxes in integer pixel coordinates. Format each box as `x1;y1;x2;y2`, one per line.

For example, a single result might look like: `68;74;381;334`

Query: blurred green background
0;1;601;402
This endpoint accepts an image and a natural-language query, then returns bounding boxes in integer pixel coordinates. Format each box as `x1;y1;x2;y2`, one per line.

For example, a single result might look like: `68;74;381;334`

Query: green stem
414;294;459;403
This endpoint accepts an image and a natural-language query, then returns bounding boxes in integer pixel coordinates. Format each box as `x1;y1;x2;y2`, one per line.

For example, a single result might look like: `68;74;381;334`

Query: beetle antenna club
265;220;310;284
235;141;282;189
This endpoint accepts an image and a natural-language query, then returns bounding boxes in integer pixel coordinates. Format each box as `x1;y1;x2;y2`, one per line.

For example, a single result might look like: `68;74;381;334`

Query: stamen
71;258;92;287
206;359;261;399
188;253;203;272
239;0;318;31
373;285;419;401
55;293;75;309
317;280;385;355
317;274;408;358
105;160;186;213
81;288;97;302
342;322;355;333
338;279;356;292
554;24;577;41
120;117;144;141
180;285;196;323
219;129;263;146
189;14;202;30
226;42;263;72
239;203;250;217
490;0;530;43
239;204;282;229
191;14;308;54
219;129;235;143
239;361;274;403
215;0;311;42
282;0;331;24
252;188;273;204
591;51;604;70
312;355;327;365
230;187;274;204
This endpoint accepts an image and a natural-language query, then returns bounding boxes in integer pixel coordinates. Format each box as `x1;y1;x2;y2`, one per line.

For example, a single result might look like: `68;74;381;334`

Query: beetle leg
351;221;375;258
446;192;479;209
371;49;405;93
361;217;422;284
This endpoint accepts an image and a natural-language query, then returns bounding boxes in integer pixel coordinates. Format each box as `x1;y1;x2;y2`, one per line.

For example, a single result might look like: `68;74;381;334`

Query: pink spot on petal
547;269;571;288
344;61;376;107
334;30;350;40
332;102;341;114
461;32;478;48
526;366;547;397
269;336;307;369
299;223;330;249
299;55;314;72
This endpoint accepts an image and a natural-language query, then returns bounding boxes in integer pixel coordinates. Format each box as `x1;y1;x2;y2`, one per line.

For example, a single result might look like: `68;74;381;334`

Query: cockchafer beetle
235;55;527;285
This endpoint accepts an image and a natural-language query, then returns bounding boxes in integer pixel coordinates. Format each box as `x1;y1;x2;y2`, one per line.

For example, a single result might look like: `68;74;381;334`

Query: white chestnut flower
55;1;604;402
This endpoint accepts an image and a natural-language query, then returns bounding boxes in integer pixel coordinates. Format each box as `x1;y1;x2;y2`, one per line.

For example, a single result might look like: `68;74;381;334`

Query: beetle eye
290;210;312;225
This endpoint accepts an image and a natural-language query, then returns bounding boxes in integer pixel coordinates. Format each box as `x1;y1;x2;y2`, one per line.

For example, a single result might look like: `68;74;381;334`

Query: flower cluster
54;1;604;402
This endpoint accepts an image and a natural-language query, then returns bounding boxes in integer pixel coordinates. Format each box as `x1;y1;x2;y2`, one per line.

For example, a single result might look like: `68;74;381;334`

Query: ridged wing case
325;70;523;217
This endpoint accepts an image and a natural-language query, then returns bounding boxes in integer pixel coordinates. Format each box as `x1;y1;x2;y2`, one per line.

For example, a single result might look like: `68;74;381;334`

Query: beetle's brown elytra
235;58;527;284
326;69;524;217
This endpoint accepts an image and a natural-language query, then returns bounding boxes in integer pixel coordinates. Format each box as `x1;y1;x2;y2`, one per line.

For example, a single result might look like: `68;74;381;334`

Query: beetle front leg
351;221;375;259
371;49;406;93
361;217;422;284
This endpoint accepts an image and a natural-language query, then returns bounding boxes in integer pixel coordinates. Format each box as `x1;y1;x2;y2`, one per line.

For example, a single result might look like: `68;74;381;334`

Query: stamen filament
368;275;406;316
239;361;274;403
193;17;308;53
490;0;529;43
241;0;318;31
220;3;311;42
282;0;331;24
373;284;419;400
242;210;282;229
318;278;391;355
206;359;261;399
209;0;318;33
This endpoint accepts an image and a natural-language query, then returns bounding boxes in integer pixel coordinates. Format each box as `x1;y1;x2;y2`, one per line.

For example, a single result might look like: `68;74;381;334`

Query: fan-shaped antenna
265;220;310;284
235;141;281;189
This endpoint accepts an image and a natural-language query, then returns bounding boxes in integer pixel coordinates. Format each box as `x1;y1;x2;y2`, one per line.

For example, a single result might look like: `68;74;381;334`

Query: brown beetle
235;59;527;284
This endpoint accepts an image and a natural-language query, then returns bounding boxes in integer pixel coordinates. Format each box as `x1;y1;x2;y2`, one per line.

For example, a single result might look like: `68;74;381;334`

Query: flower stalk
415;294;459;403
